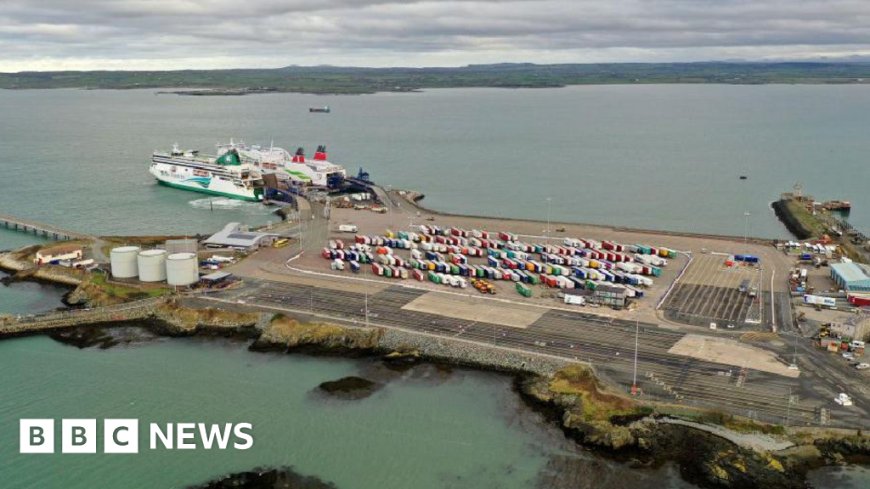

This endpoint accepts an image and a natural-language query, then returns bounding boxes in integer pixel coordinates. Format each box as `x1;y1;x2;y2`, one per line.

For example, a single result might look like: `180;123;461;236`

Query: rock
187;466;336;489
252;315;382;353
317;376;381;400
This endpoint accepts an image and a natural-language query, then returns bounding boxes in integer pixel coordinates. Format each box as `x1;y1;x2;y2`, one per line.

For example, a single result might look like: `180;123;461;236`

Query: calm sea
1;86;868;488
0;335;697;489
0;86;867;238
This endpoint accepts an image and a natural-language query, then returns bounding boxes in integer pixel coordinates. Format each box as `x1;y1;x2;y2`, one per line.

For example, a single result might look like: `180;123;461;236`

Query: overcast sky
3;0;870;71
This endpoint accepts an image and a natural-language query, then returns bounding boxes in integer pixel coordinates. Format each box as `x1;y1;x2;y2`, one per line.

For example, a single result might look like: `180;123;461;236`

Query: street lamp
743;212;751;244
546;197;552;244
631;318;640;396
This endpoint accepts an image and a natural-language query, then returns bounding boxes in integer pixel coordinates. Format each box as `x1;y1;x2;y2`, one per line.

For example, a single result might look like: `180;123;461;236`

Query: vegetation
782;199;828;238
4;62;870;94
695;409;787;436
87;273;169;303
548;364;650;422
155;301;258;331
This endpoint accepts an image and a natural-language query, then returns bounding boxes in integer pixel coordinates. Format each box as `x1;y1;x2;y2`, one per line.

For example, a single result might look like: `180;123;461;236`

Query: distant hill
3;62;870;94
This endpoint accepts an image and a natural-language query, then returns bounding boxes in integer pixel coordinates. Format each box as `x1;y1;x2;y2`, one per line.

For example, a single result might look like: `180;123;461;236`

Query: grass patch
88;273;169;302
549;364;647;422
783;199;827;238
692;409;786;436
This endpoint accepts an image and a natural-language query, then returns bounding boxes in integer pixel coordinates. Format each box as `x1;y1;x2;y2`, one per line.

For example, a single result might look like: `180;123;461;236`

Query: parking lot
662;253;764;328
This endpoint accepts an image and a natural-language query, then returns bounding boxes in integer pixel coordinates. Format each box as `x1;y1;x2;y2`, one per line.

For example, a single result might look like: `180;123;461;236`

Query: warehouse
830;262;870;293
203;223;278;251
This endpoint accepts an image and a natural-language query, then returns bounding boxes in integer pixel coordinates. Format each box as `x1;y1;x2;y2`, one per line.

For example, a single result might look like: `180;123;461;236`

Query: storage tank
110;246;140;278
166;252;198;286
137;249;167;282
165;238;198;255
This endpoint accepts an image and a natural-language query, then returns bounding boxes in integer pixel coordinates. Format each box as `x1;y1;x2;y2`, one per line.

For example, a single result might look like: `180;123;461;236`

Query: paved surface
201;277;870;429
210;188;867;428
662;254;765;328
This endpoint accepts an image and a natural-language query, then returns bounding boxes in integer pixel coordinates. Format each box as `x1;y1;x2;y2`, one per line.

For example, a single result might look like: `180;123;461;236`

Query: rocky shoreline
20;302;866;489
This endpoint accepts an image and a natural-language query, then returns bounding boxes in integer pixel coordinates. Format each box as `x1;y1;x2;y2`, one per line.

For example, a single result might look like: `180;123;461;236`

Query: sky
3;0;870;71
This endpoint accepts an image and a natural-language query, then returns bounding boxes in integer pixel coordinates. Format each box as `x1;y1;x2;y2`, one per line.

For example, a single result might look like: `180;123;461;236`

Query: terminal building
830;262;870;293
203;222;278;251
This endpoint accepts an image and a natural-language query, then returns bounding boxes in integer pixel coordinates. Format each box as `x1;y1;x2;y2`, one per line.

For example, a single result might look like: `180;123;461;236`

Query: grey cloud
2;0;870;70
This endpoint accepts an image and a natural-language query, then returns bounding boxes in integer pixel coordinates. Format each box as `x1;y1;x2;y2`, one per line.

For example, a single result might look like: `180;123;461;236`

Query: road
199;278;869;429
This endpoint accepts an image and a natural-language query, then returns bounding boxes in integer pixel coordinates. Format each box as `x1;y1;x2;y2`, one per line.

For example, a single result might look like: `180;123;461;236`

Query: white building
203;223;278;251
34;245;83;265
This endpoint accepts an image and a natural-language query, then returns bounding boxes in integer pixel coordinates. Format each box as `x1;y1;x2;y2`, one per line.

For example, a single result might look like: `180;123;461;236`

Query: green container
516;282;532;297
476;268;485;278
667;250;677;259
586;280;597;291
528;275;540;285
384;268;393;278
450;264;460;275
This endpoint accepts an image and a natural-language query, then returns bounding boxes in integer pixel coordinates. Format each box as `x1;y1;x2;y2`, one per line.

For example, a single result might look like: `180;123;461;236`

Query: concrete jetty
0;213;93;241
0;298;164;336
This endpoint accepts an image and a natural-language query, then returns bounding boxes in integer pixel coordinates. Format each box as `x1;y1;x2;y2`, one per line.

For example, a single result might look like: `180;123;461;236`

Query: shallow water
0;334;697;489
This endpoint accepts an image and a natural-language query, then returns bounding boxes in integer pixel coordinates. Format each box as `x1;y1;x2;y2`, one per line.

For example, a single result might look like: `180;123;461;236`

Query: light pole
631;318;640;396
546;197;552;245
743;212;751;244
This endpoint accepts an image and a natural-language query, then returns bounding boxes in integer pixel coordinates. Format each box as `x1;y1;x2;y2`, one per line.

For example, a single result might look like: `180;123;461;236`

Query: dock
0;213;93;241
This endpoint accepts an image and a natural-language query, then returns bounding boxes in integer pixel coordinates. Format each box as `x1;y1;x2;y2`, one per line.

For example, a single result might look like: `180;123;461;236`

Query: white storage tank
166;252;199;286
110;246;140;278
137;249;167;282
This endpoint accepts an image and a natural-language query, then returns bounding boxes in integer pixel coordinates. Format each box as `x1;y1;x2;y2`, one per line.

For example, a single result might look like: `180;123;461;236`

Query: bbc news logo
20;419;253;454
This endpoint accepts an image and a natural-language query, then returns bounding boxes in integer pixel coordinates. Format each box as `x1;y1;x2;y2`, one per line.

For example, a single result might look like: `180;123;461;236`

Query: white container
137;249;167;282
110;246;140;278
166;252;198;286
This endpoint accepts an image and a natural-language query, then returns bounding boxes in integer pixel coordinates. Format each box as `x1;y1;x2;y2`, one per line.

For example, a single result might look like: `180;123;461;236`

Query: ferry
216;141;346;188
150;144;265;201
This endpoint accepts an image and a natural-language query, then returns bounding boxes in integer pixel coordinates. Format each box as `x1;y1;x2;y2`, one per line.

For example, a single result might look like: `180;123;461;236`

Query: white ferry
150;144;264;201
216;141;346;188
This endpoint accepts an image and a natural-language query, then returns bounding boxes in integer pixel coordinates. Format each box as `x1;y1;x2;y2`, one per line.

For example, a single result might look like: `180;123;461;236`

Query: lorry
338;224;359;233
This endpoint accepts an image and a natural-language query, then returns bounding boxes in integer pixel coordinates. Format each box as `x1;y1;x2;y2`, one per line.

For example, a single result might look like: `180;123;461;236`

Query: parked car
834;393;853;406
856;363;870;370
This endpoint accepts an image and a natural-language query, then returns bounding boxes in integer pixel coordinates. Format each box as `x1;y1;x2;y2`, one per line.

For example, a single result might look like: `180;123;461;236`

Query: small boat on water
739;175;748;180
309;106;330;113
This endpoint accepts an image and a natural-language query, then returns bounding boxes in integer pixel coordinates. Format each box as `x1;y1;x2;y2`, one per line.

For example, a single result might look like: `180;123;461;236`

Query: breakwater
772;199;813;240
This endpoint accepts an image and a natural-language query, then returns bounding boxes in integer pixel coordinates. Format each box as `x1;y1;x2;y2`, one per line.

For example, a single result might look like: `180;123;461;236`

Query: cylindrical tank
110;246;140;278
166;252;198;286
137;249;167;282
165;238;198;255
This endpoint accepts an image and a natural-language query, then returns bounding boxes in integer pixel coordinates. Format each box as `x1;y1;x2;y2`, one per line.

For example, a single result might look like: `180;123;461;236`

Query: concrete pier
0;298;164;336
0;213;92;241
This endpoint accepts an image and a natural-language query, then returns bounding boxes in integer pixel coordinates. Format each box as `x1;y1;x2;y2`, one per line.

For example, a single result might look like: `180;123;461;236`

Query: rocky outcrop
151;301;261;336
516;364;814;489
187;466;337;489
252;314;382;353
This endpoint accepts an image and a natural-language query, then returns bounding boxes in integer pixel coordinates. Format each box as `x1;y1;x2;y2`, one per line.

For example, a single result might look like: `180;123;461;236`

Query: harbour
1;86;869;489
